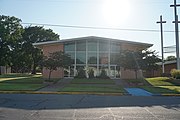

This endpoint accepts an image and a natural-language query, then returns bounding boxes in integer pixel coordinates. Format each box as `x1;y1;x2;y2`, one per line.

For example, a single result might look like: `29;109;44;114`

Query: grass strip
0;74;43;84
60;84;126;93
71;78;115;84
145;77;174;86
0;83;45;91
141;86;180;94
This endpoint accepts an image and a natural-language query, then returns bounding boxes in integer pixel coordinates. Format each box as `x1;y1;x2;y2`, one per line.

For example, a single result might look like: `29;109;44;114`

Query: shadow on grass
0;74;46;91
141;86;180;94
0;74;43;84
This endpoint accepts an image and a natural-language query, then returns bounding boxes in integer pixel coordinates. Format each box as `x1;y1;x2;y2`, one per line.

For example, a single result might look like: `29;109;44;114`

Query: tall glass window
111;42;120;52
99;41;109;52
88;40;97;51
88;52;97;64
99;53;108;64
64;42;75;51
77;41;86;51
110;53;119;64
66;52;75;64
76;51;86;64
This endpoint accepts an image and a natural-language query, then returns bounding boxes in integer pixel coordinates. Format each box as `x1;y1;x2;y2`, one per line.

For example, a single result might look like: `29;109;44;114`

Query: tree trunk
48;70;52;81
135;69;138;79
31;63;36;74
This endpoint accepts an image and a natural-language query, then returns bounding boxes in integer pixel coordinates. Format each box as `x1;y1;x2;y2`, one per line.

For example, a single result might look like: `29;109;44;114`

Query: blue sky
1;0;180;57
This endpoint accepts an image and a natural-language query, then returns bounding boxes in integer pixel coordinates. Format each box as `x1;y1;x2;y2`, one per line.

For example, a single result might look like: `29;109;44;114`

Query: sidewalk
113;79;129;87
38;78;73;92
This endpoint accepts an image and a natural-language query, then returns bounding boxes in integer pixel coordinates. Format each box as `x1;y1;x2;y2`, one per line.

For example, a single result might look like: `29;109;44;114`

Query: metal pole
170;0;180;70
157;15;166;74
175;15;180;70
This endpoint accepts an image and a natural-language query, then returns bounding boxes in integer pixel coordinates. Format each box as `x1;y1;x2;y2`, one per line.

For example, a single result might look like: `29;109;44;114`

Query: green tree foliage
170;69;180;79
141;50;161;72
0;15;23;66
119;50;142;79
118;50;160;79
22;26;59;74
166;56;176;61
42;51;72;80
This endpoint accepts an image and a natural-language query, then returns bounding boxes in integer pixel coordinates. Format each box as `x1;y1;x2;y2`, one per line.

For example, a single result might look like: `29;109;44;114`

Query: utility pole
157;15;166;74
170;0;180;70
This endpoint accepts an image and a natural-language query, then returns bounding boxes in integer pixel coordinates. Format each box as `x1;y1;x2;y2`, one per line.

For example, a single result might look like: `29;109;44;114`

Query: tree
0;15;23;67
22;26;59;74
118;50;160;79
119;50;142;79
166;56;176;61
42;51;72;80
141;50;161;76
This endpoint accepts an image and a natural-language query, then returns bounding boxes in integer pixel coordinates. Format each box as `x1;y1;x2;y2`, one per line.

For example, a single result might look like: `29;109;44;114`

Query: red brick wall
146;63;177;77
165;63;176;73
42;44;64;79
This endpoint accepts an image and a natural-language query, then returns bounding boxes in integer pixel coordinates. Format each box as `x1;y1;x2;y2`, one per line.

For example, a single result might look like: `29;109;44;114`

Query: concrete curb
0;91;130;96
0;91;179;96
161;94;180;96
152;93;180;96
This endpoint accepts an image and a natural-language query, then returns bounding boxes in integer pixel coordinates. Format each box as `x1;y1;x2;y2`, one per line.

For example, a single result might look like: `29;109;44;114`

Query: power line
22;22;176;33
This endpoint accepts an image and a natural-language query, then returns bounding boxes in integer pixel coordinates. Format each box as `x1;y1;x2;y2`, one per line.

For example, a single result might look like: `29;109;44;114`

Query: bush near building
88;69;95;78
75;68;87;78
170;69;180;79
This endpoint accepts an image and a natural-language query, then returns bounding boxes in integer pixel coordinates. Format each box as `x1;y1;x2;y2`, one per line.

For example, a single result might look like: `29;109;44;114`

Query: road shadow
0;94;179;110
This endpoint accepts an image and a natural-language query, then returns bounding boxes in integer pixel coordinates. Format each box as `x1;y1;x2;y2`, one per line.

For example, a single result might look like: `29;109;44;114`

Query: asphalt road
0;94;180;120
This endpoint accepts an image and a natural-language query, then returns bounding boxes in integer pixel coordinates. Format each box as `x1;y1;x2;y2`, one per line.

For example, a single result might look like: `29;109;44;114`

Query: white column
68;66;70;77
86;40;88;77
74;41;77;76
115;65;116;78
108;40;111;76
97;40;99;76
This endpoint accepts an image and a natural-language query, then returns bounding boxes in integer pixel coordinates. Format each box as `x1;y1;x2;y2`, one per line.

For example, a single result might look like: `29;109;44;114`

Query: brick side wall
146;63;177;77
121;69;143;79
42;44;64;79
165;63;176;73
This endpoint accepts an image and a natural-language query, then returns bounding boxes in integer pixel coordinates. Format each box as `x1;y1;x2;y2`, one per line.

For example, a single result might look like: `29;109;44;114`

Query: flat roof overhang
33;36;153;49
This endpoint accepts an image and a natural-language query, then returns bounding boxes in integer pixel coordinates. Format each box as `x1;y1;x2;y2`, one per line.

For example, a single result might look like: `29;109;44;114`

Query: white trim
97;40;99;76
108;40;111;76
74;41;77;76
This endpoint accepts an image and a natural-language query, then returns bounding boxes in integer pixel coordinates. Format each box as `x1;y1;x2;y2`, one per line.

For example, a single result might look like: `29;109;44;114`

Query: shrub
88;69;95;78
98;69;109;79
170;69;180;79
75;68;86;78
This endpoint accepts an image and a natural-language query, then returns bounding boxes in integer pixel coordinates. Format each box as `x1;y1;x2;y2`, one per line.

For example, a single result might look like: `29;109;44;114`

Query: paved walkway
125;88;153;96
38;78;73;92
113;79;129;87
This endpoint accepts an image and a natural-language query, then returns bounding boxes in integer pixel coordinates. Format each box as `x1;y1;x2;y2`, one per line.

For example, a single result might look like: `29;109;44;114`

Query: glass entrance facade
64;39;121;78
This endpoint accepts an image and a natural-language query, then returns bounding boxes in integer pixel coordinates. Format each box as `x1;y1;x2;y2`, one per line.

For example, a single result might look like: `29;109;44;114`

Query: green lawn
0;74;46;91
60;84;126;93
0;74;43;84
145;77;174;86
0;83;44;91
71;78;115;84
141;86;179;94
142;77;180;94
